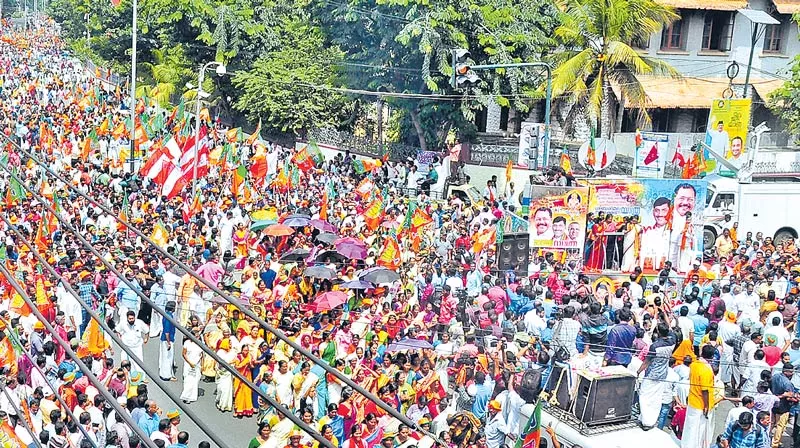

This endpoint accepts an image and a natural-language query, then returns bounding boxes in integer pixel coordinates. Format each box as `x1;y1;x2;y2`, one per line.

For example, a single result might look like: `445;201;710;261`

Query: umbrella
309;219;337;233
312;291;348;312
264;224;295;237
284;216;311;227
303;266;337;280
296;207;312;217
359;266;400;284
315;250;346;263
335;237;368;259
316;232;337;245
339;280;374;290
386;338;434;352
250;219;277;231
251;209;277;221
279;248;310;263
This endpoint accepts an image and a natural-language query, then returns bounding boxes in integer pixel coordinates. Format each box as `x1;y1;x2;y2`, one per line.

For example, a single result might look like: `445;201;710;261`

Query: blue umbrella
340;280;374;290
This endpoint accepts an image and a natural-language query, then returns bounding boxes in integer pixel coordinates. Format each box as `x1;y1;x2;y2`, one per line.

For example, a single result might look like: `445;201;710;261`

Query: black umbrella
359;266;400;284
279;248;311;263
295;207;312;218
315;250;346;263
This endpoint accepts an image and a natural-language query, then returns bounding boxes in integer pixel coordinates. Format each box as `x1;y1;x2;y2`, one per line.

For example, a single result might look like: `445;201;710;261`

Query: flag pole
128;0;137;174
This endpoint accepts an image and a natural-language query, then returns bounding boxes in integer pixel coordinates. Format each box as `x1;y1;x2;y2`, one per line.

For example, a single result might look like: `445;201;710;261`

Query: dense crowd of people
0;18;800;448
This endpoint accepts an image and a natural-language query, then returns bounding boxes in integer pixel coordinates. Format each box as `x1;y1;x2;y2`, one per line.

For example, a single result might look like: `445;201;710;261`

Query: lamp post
192;61;226;197
128;0;137;174
738;9;779;98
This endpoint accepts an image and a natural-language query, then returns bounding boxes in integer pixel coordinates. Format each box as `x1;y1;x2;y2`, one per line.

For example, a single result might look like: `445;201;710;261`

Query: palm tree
551;0;679;137
136;47;193;108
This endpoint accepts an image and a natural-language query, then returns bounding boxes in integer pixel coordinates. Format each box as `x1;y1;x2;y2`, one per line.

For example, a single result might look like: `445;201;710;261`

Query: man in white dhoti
637;323;676;428
116;310;149;379
681;345;717;448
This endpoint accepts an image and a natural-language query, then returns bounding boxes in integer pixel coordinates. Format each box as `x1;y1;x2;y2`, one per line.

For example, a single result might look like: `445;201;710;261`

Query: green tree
550;0;679;137
769;55;800;140
136;47;194;107
313;0;556;150
231;18;351;135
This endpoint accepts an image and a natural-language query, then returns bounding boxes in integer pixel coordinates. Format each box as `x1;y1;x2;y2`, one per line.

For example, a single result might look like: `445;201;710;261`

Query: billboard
581;179;707;274
705;98;751;170
529;186;589;268
634;132;668;178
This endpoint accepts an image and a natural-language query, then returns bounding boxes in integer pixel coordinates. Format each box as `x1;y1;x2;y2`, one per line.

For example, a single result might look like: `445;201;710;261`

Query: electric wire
0;261;160;448
0;316;100;448
0;132;442;442
0;193;331;448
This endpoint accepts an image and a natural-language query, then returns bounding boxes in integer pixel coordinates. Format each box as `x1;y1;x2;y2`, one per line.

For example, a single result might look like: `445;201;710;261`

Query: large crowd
0;18;798;448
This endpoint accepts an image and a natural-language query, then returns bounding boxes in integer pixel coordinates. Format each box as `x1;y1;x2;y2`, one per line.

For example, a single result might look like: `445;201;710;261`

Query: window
660;19;685;50
712;192;735;209
702;11;734;51
763;22;785;53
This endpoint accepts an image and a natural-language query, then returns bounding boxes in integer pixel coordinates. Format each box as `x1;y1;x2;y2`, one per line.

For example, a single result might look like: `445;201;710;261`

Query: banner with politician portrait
529;186;589;266
705;98;751;170
582;179;706;274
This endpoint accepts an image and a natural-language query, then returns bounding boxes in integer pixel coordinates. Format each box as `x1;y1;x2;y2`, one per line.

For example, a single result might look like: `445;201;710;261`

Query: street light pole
128;0;137;174
461;61;553;166
192;61;226;197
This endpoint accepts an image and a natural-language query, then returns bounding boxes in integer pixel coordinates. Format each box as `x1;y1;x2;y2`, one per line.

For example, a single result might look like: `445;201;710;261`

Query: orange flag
81;138;92;160
505;159;513;182
377;238;401;270
319;191;329;221
77;317;110;358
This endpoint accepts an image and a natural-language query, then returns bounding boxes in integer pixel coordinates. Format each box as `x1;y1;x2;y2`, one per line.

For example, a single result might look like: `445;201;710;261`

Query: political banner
705;98;751;171
635;132;668;178
582;179;706;274
529;185;589;267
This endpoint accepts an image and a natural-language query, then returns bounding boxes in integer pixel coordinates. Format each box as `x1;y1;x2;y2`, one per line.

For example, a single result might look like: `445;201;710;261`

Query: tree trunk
599;78;613;139
409;106;427;151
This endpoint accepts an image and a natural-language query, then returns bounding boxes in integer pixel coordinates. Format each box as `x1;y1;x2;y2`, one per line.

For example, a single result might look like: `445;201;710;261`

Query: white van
513;404;679;448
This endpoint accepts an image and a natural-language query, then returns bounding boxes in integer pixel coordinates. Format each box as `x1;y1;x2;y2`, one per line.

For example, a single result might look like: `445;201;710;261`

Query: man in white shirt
734;283;760;323
115;310;149;379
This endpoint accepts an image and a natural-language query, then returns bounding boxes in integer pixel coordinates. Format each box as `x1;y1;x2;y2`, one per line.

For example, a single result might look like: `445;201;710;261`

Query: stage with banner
581;179;707;275
528;185;589;269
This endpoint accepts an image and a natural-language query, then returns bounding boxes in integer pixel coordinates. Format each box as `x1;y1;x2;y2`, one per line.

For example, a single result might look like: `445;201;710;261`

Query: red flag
643;143;659;165
377;238;401;270
111;0;121;6
600;149;607;169
671;142;686;167
292;147;314;172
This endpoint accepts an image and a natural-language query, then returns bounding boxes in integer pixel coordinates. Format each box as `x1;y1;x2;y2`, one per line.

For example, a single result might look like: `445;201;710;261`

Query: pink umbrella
312;291;348;312
334;237;368;259
309;219;337;233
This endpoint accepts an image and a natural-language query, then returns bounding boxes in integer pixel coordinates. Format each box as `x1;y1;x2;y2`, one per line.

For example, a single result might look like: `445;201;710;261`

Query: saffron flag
505;159;513;182
356;178;375;197
587;130;597;167
76;318;110;358
362;195;385;230
151;221;169;249
515;401;542;448
377;237;401;270
250;145;268;184
292;147;314;172
410;208;433;232
320;190;329;221
560;152;572;175
97;117;109;136
111;121;127;140
232;165;247;197
635;129;643;148
246;119;261;146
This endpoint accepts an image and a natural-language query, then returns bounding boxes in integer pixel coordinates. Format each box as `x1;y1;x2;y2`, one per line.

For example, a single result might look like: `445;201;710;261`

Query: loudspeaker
497;233;529;275
571;368;635;426
517;369;543;403
544;365;571;411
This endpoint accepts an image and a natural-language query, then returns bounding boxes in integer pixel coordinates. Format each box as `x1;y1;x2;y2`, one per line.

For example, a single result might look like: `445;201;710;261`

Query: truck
703;173;800;248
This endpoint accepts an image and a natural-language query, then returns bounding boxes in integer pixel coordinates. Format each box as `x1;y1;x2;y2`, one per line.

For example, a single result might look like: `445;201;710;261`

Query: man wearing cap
30;320;45;358
59;371;78;412
484;399;509;448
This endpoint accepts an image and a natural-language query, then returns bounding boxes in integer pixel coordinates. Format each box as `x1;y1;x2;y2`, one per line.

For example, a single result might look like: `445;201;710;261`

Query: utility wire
0;180;335;448
0;316;99;448
0;262;160;448
0;132;442;443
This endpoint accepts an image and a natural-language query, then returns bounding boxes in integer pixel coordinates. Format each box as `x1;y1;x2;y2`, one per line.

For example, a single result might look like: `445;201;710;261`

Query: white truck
703;173;800;248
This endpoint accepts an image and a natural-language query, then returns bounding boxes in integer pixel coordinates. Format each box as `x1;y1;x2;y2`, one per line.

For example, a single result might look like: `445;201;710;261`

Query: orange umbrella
263;224;295;237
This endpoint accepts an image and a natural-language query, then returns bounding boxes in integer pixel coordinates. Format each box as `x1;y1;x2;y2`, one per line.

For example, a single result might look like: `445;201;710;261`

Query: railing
308;127;420;162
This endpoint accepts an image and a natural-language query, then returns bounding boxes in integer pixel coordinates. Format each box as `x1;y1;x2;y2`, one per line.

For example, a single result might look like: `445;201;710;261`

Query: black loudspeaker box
544;365;572;411
497;233;530;275
571;368;635;426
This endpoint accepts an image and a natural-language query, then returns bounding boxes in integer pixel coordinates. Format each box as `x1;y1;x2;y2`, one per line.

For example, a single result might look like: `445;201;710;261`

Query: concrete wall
641;0;798;79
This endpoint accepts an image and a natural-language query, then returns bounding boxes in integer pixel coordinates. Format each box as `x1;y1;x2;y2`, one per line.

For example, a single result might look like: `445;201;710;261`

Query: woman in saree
201;311;226;381
361;413;383;448
232;223;249;257
215;339;236;412
585;216;607;270
233;344;256;417
319;331;337;365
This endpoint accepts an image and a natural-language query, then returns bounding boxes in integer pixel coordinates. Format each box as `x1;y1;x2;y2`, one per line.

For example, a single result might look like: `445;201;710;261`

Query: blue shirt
605;323;637;365
690;314;709;346
167;444;189;448
472;376;496;420
115;279;141;310
721;419;768;448
137;412;159;436
161;311;176;342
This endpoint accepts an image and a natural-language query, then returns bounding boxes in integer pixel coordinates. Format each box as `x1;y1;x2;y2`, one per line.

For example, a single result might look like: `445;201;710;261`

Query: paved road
112;334;256;448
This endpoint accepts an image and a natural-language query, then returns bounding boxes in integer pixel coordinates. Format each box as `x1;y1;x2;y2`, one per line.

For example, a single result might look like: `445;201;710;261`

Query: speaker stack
496;233;530;276
570;366;636;426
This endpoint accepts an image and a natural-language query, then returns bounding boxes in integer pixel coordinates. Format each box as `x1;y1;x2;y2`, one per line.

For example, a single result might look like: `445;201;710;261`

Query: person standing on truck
681;344;716;448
